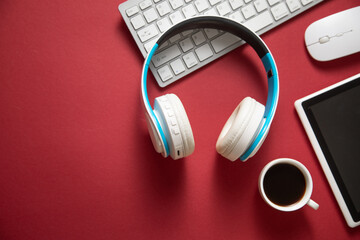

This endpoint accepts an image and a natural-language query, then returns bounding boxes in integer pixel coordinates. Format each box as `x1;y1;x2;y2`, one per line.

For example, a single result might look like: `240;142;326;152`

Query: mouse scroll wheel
319;36;330;44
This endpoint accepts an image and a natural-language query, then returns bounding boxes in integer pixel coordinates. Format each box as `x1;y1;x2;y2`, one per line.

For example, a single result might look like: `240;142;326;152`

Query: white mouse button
319;36;329;44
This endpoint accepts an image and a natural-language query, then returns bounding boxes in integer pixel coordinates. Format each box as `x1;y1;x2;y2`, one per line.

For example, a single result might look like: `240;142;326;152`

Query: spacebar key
211;32;241;53
243;11;273;33
152;45;181;67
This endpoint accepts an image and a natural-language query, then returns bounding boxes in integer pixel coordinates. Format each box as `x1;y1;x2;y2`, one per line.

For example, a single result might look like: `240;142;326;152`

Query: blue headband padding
240;53;279;161
143;43;170;156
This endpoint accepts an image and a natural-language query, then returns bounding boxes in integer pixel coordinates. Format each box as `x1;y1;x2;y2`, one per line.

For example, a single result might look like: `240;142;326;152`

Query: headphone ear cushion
166;94;195;158
216;97;265;161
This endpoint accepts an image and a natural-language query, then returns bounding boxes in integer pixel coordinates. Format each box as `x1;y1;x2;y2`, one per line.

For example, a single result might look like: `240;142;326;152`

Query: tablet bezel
295;73;360;228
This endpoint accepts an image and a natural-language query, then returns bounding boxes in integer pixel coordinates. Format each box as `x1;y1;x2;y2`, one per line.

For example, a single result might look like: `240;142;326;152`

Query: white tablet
295;73;360;228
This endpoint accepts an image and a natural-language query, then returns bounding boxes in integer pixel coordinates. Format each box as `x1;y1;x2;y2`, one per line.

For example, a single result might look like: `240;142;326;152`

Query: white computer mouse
305;6;360;61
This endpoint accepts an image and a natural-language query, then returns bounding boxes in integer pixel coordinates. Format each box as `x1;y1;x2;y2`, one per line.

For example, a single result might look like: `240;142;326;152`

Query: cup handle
307;199;319;210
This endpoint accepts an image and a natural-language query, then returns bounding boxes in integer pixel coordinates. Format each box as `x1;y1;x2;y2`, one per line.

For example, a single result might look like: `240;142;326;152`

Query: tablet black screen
302;76;360;222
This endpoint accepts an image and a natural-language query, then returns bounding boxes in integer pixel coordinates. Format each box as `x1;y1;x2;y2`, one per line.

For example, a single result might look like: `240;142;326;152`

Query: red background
1;0;360;239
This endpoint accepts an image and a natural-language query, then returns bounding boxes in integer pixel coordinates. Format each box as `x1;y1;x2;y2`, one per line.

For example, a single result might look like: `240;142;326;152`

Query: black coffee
263;163;306;206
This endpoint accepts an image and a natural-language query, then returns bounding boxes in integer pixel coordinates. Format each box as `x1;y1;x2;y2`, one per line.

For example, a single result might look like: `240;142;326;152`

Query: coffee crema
263;163;306;206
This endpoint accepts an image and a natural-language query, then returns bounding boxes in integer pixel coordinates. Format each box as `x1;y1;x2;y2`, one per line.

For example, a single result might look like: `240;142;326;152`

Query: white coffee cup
258;158;319;211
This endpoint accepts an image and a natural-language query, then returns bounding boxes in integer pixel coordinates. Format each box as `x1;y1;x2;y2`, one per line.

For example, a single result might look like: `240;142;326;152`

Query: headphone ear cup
216;97;265;161
167;94;195;158
145;113;168;156
154;94;195;159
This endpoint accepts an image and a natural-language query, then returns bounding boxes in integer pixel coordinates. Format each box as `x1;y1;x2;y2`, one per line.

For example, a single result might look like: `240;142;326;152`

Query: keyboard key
153;45;182;67
169;34;182;43
157;17;172;32
271;2;289;20
158;41;170;50
209;0;222;6
169;11;185;24
169;0;184;9
144;38;158;52
195;44;213;61
179;37;194;52
139;0;152;10
158;65;173;82
156;1;172;16
192;31;206;45
301;0;313;5
204;28;220;39
203;8;218;16
182;30;193;36
126;6;139;17
243;11;273;32
183;52;198;68
170;59;186;75
182;4;197;18
144;38;169;52
217;2;232;16
241;4;256;19
194;0;210;12
254;0;268;12
286;0;301;12
229;0;244;10
137;24;159;42
211;32;240;53
267;0;280;5
228;11;244;23
179;38;194;52
144;8;158;23
130;15;146;30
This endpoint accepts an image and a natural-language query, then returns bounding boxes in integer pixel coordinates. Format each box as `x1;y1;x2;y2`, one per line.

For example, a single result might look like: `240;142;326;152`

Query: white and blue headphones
141;16;279;161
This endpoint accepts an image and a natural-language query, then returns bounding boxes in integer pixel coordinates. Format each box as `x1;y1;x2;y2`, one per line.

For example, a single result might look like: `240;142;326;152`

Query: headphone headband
157;16;269;58
141;16;279;161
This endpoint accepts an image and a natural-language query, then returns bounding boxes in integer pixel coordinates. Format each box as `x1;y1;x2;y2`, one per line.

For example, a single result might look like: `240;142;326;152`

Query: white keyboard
119;0;323;87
